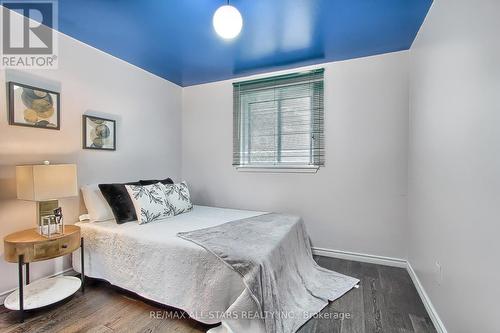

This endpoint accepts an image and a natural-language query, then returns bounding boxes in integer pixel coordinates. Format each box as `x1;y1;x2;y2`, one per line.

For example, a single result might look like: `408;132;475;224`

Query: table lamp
16;161;78;237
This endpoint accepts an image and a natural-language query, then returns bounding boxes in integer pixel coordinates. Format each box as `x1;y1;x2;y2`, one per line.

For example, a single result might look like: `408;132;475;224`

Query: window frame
233;69;324;173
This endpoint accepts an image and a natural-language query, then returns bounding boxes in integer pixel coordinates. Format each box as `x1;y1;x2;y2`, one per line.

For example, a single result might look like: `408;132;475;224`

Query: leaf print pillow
125;183;174;224
162;181;193;216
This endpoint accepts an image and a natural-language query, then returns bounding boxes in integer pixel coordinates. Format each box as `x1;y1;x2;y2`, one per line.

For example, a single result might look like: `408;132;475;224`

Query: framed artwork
8;82;60;130
82;115;116;151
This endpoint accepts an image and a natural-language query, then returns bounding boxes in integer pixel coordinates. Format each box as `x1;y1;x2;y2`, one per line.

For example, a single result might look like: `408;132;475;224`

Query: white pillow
81;184;114;222
162;181;193;215
125;183;174;224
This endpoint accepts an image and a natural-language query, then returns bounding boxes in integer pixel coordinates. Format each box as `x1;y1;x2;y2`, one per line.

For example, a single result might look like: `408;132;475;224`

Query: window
233;69;324;171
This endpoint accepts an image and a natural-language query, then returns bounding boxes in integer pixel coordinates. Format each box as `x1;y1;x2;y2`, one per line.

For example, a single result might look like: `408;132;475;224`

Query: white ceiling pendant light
213;1;243;39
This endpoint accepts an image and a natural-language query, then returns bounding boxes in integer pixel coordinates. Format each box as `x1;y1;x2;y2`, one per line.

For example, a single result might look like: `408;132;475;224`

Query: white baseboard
312;247;407;268
313;246;447;333
0;268;76;305
406;262;448;333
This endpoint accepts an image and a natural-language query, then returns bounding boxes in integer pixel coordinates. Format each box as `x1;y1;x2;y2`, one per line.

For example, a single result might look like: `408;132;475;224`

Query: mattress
73;205;266;333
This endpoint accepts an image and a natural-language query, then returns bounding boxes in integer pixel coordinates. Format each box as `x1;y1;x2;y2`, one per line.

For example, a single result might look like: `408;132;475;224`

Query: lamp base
37;200;59;237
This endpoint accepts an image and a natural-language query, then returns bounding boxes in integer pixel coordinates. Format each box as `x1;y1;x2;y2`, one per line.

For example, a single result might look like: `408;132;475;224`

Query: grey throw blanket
178;213;359;333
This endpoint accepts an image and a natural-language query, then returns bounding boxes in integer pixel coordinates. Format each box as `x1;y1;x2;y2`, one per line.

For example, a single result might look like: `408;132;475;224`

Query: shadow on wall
193;187;215;208
4;69;61;93
0;176;16;200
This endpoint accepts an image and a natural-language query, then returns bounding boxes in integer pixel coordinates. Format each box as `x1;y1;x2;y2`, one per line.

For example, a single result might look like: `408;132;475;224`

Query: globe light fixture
213;3;243;39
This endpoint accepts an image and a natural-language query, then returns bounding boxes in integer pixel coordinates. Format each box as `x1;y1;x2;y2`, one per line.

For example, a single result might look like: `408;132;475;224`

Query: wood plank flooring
298;257;436;333
0;256;436;333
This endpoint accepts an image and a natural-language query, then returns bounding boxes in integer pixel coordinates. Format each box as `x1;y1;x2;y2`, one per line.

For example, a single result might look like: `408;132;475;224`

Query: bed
72;205;358;333
73;205;267;333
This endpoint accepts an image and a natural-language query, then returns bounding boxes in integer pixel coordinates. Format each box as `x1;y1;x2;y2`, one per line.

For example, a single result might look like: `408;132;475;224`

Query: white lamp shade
213;5;243;39
16;164;78;201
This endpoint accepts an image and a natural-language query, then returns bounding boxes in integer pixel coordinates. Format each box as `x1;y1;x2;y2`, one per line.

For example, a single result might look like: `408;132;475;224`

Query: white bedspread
73;205;266;333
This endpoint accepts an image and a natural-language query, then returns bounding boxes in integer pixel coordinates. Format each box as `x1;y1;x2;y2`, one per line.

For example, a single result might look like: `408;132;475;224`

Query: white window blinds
233;69;324;168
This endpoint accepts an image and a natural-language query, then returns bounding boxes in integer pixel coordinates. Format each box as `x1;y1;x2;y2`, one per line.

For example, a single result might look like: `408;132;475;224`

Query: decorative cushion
98;182;140;224
139;178;174;186
81;184;114;222
162;181;193;215
125;183;174;224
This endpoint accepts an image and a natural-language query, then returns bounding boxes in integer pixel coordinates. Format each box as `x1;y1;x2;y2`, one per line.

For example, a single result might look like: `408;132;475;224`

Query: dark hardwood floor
298;257;436;333
0;256;436;333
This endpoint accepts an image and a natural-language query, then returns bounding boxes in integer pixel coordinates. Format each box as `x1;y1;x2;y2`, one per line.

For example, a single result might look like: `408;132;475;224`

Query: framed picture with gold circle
8;82;60;130
82;115;116;151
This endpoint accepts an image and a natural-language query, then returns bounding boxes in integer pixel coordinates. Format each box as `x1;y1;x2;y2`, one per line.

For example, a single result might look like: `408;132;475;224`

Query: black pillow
139;178;174;186
98;182;140;224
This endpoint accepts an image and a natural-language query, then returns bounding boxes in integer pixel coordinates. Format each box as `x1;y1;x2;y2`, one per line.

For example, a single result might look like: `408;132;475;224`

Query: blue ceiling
49;1;431;86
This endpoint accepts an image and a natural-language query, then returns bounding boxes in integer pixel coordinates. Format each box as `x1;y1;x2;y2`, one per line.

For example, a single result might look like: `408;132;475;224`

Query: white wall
182;51;409;259
408;1;500;332
0;25;182;294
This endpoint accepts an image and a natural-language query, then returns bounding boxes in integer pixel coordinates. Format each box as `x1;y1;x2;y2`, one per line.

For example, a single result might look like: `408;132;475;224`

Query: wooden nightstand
3;225;85;322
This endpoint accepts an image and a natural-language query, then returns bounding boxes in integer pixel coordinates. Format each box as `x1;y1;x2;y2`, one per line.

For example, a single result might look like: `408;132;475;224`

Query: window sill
235;165;320;174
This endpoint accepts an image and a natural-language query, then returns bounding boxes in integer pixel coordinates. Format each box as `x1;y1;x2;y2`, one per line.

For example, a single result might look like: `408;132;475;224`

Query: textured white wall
408;1;500;332
182;51;409;259
0;27;183;294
